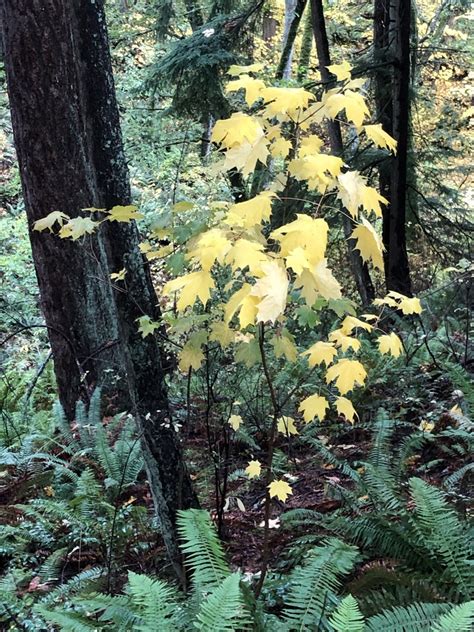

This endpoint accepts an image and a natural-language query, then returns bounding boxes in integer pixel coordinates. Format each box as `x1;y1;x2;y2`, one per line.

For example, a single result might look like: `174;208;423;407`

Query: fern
328;595;365;632
444;462;474;490
194;572;249;631
282;538;359;629
408;477;473;595
177;509;230;592
126;571;182;631
36;609;101;631
366;602;461;631
432;600;474;631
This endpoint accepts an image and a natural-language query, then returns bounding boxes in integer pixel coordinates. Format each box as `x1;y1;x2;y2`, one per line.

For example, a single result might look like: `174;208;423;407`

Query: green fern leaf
282;538;359;629
194;572;249;631
178;509;230;592
328;595;365;632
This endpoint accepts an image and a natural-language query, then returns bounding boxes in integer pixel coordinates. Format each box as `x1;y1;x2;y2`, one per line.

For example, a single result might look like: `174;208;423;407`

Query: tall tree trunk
374;0;412;295
2;0;197;584
276;0;307;80
184;0;204;30
310;0;375;305
297;6;313;81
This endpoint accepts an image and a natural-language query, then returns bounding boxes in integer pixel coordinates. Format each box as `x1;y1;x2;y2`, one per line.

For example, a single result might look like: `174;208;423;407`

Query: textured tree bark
2;0;198;584
310;0;375;306
75;0;199;574
276;0;307;80
1;0;129;416
373;0;413;295
297;6;313;81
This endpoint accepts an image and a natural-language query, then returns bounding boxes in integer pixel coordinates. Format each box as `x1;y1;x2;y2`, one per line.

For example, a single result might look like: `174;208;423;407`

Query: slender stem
255;322;280;598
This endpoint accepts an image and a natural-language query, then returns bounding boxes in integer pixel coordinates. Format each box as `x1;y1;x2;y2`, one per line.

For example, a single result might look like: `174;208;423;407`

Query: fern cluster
0;391;150;629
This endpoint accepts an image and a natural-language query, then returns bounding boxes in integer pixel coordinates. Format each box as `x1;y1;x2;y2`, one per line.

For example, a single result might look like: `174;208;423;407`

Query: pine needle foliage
145;4;261;121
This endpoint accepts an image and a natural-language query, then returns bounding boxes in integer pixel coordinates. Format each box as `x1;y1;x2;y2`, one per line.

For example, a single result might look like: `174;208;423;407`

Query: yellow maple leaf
163;270;215;311
387;291;423;315
251;261;289;323
270;137;292;158
374;292;422;315
337;171;388;219
33;211;70;233
299;135;324;156
178;337;206;372
340;315;373;335
106;205;144;222
329;329;361;352
335;396;358;423
225;74;266;106
59;217;99;240
212;112;264;149
299;394;329;422
378;332;403;357
209;321;235;348
278;416;298;435
228;414;243;431
136;315;160;338
285;247;312;276
295;259;342;305
271;215;329;263
272;332;298;362
225;239;269;275
224;284;260;329
324;90;370;127
359;185;388;218
327;60;352;81
245;460;261;479
228;62;264;76
187;228;231;271
351;218;385;270
302;341;337;367
289;154;343;192
325;358;367;394
222;135;270;176
261;87;314;120
268;479;293;502
110;268;127;282
225;191;275;228
364;124;397;154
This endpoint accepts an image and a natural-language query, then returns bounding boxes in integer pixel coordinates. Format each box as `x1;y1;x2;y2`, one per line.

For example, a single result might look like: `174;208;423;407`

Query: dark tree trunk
184;0;204;31
1;0;129;416
309;0;375;306
297;6;313;81
2;0;197;584
374;0;412;295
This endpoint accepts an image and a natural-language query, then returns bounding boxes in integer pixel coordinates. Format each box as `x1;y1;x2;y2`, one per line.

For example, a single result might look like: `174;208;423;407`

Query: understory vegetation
0;0;472;630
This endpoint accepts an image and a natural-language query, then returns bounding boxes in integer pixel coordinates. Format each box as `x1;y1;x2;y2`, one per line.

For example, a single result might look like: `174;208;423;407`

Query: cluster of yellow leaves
32;205;143;241
158;67;422;503
33;65;419;507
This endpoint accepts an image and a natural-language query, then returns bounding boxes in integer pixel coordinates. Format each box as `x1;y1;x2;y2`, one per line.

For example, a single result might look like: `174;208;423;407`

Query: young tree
1;0;197;583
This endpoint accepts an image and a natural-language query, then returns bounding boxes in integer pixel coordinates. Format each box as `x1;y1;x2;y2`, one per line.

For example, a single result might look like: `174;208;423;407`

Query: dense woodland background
0;0;473;630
